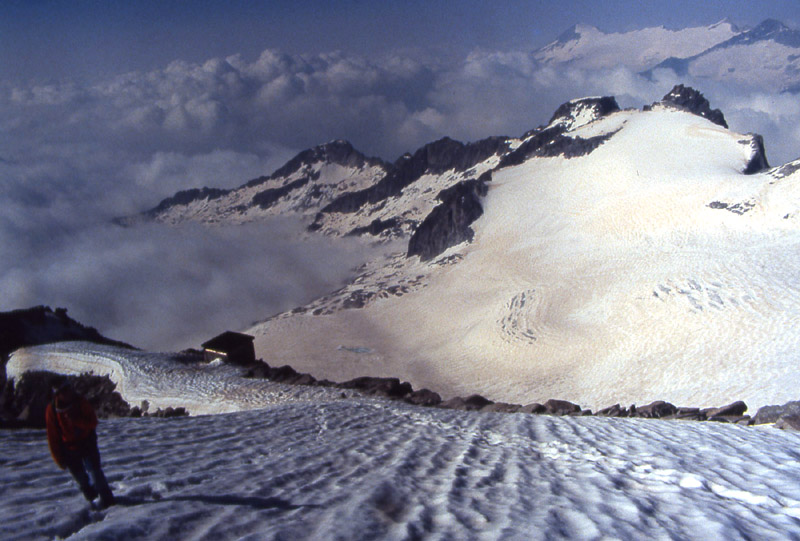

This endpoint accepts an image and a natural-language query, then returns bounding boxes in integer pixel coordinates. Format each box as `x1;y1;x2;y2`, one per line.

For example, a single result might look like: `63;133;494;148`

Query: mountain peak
659;84;728;128
259;140;387;184
547;96;620;130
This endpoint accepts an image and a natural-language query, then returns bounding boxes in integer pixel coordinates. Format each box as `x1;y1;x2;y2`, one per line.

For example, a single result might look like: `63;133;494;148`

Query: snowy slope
5;398;800;540
647;20;800;91
248;105;800;412
6;342;347;415
534;20;739;71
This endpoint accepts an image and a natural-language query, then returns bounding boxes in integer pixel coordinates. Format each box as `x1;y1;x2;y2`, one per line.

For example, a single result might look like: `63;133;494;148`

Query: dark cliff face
407;178;488;261
659;84;728;128
743;134;770;174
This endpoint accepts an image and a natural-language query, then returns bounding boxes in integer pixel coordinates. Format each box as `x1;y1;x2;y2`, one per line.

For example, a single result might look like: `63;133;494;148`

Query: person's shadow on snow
115;494;313;511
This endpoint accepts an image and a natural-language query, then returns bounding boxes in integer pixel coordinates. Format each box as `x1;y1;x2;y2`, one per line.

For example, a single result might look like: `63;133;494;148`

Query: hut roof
201;331;254;352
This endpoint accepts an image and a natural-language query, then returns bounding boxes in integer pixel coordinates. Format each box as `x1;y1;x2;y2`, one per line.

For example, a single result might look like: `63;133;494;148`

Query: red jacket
45;396;98;469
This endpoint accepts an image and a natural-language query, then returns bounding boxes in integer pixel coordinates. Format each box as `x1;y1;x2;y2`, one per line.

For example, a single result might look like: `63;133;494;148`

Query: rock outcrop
658;84;728;128
1;371;132;429
407;178;488;261
752;400;800;425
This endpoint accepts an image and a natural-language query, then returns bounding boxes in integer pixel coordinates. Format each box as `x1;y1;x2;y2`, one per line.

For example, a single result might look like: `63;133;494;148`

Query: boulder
481;402;521;413
519;403;546;414
775;414;800;431
597;404;627;417
403;389;442;407
340;377;413;399
440;394;494;411
543;399;582;416
702;401;748;419
752;401;800;425
635;401;678;419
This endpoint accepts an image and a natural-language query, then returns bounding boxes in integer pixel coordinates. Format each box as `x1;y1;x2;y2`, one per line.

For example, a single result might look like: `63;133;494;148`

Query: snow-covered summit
535;20;739;71
643;19;800;91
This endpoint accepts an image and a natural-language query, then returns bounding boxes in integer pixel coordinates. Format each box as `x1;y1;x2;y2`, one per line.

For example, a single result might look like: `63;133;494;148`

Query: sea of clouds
2;44;798;350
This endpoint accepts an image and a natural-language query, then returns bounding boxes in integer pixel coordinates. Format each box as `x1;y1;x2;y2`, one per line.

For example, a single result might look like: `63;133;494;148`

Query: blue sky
2;0;799;84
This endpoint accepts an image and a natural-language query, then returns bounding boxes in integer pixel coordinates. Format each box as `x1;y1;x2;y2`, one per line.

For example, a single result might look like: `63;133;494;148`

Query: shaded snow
5;399;800;540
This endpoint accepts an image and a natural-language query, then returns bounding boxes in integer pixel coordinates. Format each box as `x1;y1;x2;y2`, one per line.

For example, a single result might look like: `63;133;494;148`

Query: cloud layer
3;42;799;349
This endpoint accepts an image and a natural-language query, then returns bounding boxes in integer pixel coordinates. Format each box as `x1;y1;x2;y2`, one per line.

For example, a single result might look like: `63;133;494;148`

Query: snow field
6;342;349;415
251;108;800;412
5;400;800;540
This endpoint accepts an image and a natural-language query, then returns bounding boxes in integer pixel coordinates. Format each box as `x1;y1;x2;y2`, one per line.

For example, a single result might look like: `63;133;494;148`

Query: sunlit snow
248;108;800;412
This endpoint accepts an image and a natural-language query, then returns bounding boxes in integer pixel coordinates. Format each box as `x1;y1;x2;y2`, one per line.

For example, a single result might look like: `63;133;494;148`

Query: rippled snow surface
5;400;800;540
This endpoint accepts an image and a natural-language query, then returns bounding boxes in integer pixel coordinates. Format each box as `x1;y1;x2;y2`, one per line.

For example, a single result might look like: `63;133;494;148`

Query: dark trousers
64;432;115;508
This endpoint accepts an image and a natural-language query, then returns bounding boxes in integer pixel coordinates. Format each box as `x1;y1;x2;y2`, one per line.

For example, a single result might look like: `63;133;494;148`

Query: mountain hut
201;331;256;365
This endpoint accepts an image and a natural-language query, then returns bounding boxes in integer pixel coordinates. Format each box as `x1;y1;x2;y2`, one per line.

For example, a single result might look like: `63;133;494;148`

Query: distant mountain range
537;18;800;92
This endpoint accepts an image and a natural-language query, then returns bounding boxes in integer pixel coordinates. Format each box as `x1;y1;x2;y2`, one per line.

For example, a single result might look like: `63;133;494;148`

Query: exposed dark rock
543;399;582;416
752;400;800;425
341;290;376;309
660;84;728;128
634;401;678;419
742;134;769;174
440;394;494;411
702;401;748;418
547;96;621;127
404;389;442;407
775;414;800;431
597;404;627;417
244;362;319;386
149;406;189;418
519;403;546;414
340;377;413;399
347;218;401;237
662;412;707;422
252;175;313;209
1;371;131;429
770;160;800;179
481;402;522;413
707;200;755;214
407;178;487;261
497;125;617;170
266;365;304;384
